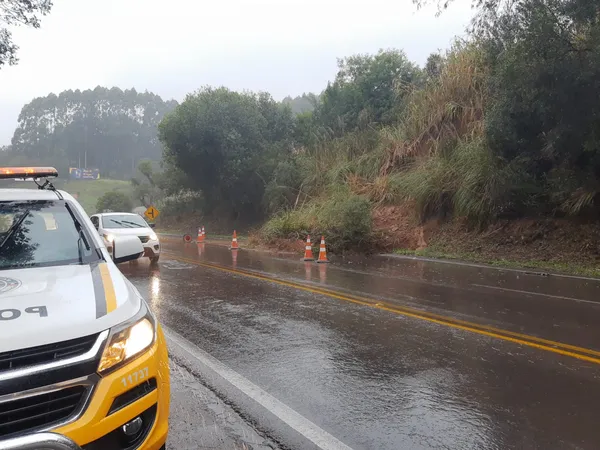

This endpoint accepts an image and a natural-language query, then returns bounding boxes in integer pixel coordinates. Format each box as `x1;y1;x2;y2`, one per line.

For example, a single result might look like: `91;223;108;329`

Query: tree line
1;87;178;179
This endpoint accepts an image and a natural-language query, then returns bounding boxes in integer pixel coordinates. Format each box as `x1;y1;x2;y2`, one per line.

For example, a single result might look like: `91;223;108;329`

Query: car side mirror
149;223;156;229
112;235;144;264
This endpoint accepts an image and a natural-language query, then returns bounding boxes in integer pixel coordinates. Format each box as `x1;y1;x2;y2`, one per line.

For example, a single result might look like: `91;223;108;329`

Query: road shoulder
169;358;279;450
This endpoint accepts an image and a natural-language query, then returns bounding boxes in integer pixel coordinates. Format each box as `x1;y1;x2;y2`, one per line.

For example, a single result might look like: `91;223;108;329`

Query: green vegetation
5;0;600;261
159;88;295;223
61;179;134;214
152;0;600;254
0;87;177;179
281;94;318;114
96;190;134;214
0;178;134;214
261;190;372;252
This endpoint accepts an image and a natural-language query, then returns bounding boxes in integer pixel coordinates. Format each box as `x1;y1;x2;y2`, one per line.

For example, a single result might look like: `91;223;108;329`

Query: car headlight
103;233;115;243
98;304;156;374
149;232;158;241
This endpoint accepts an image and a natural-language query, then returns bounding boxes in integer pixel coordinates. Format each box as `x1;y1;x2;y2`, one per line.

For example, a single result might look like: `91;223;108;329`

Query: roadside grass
60;179;134;214
393;248;600;278
2;178;134;215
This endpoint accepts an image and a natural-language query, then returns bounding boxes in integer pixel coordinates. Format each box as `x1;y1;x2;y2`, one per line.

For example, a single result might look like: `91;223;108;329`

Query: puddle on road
161;260;195;270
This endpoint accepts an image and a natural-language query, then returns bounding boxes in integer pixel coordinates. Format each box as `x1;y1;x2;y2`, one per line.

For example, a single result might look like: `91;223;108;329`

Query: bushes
157;190;205;218
320;193;372;250
260;192;372;252
96;191;133;213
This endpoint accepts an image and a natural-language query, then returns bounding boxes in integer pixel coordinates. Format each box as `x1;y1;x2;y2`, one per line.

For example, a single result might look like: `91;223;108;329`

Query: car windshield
102;214;148;229
0;200;100;270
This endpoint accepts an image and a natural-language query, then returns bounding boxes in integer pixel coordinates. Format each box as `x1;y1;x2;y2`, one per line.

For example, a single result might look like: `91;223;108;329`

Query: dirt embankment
373;204;600;274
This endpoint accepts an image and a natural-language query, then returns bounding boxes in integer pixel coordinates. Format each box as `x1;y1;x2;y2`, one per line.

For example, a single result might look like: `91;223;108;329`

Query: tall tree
425;52;445;81
281;93;319;114
158;87;295;221
9;87;178;178
483;0;600;215
315;49;422;134
131;160;163;207
1;0;53;68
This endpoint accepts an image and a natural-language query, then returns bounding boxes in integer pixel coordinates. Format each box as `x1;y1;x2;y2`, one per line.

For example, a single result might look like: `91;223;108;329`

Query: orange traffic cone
197;227;203;243
230;230;239;250
303;235;315;261
317;236;329;263
201;226;206;241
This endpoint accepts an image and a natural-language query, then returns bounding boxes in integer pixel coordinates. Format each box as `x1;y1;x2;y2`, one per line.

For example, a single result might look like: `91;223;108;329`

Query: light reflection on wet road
122;240;600;449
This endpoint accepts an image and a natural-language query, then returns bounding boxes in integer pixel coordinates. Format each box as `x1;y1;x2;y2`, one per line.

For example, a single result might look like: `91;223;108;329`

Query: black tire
150;255;160;264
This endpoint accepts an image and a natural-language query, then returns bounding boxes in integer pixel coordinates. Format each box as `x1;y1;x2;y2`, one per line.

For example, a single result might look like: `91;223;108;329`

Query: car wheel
150;256;160;264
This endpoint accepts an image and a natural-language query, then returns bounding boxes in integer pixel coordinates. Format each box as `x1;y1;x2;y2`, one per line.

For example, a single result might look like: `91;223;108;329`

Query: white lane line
163;327;354;450
471;284;600;305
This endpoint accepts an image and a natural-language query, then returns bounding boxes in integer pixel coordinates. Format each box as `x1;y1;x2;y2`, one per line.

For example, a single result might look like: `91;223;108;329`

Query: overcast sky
0;0;472;145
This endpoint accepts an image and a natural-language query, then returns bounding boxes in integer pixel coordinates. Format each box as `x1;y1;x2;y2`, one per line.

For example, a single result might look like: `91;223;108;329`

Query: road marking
164;327;354;450
471;283;600;305
163;252;600;365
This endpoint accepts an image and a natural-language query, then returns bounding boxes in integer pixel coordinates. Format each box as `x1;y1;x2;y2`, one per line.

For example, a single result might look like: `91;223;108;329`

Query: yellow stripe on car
99;263;117;314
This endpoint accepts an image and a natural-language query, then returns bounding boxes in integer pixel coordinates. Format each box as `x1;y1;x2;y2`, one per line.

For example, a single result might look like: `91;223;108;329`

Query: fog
0;0;472;145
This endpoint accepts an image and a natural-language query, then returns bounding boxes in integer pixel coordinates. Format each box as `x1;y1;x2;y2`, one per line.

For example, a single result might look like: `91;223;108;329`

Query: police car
0;168;170;450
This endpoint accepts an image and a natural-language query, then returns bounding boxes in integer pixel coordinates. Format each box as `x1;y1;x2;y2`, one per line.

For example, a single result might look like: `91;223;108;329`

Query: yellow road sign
144;205;160;220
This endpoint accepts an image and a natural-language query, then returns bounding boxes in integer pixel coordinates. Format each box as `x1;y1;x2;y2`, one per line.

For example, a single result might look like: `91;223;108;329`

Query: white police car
0;167;170;450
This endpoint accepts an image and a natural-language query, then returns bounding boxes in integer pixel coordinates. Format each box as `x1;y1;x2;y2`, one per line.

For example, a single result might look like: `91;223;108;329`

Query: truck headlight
98;305;156;374
149;232;158;241
103;233;115;243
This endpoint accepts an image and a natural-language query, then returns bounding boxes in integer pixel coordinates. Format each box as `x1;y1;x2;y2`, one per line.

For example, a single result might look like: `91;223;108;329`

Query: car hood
0;263;142;352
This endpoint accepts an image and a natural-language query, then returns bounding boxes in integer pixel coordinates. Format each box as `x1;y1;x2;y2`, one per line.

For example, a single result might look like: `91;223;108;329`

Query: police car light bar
0;167;59;179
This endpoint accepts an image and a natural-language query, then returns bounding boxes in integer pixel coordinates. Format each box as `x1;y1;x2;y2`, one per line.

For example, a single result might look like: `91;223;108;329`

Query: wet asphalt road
121;240;600;450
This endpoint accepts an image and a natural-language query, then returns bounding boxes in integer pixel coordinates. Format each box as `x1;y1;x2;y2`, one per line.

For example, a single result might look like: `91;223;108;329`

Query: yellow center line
163;251;600;365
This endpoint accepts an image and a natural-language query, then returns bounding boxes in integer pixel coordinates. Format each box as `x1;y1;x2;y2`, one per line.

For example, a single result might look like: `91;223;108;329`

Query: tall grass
388;137;516;223
260;190;372;252
371;42;505;223
381;42;487;173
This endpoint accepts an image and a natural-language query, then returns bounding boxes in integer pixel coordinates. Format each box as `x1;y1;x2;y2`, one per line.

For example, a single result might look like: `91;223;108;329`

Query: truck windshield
102;214;148;229
0;200;100;270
